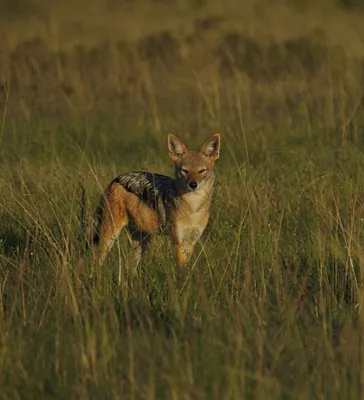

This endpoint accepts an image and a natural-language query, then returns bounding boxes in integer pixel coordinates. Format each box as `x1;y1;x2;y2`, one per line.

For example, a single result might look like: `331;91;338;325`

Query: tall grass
1;0;364;398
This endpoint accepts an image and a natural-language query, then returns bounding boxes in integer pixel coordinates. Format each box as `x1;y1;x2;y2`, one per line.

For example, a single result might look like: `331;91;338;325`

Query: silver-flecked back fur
113;171;177;226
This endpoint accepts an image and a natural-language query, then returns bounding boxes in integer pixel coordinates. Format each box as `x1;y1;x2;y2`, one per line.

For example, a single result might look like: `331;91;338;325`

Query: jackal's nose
189;181;198;190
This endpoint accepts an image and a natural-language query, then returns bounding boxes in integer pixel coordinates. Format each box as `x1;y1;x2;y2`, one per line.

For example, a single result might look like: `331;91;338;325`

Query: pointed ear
200;133;220;162
168;134;188;162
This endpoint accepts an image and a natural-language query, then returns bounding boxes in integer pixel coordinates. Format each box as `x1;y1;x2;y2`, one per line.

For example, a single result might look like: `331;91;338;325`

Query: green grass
1;0;364;398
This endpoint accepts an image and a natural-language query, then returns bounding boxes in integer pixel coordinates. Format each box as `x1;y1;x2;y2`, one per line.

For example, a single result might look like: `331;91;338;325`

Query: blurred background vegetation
1;0;364;148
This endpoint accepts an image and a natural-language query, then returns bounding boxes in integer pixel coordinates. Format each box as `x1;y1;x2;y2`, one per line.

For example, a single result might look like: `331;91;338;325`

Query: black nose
189;181;198;189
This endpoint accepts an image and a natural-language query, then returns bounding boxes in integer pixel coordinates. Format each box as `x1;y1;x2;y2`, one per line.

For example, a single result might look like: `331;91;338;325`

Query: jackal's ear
168;134;188;162
201;133;220;162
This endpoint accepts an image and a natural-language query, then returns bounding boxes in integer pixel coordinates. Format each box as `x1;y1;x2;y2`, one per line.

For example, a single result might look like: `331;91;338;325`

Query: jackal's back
113;172;175;218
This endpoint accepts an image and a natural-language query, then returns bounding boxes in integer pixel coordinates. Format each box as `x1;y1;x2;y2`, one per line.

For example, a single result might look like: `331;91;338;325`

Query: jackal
91;133;220;269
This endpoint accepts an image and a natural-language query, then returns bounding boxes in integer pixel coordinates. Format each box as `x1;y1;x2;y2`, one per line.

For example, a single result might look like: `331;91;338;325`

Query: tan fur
91;133;220;269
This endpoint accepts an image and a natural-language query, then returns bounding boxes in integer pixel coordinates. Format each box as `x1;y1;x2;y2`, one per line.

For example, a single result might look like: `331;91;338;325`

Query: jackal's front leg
175;244;195;268
173;226;203;269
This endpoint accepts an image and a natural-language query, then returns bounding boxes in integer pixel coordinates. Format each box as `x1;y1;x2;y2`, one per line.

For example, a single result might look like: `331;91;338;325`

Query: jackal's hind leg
98;207;128;267
131;231;151;264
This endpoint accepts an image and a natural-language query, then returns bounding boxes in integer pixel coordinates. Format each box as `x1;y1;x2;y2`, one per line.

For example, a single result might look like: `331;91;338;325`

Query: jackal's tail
79;184;102;249
79;184;87;239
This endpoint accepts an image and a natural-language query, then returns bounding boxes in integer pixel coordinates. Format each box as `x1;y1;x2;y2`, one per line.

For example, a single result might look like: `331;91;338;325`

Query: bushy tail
91;202;103;246
79;185;102;249
79;184;87;239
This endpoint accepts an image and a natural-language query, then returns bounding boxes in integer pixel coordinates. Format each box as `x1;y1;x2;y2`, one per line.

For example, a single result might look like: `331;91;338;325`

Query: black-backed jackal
91;133;220;269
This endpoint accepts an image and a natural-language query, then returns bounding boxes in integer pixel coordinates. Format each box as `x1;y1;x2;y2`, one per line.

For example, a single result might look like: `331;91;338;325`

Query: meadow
1;0;364;398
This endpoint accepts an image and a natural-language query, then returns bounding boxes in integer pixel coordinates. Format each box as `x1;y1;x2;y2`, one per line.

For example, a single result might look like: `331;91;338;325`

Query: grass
1;0;364;398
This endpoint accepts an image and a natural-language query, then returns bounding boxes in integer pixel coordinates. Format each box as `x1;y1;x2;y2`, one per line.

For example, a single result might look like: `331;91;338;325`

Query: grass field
1;0;364;398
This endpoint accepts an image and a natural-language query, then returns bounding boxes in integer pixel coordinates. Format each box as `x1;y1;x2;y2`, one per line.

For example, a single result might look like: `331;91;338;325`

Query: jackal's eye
199;168;207;173
181;168;189;175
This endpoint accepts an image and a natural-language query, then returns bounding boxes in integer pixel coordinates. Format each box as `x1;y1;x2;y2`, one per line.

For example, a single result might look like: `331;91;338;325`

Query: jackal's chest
170;200;210;232
171;209;210;247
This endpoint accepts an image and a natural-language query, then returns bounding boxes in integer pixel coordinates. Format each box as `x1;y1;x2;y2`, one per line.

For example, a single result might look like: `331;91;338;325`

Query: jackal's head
168;133;220;191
